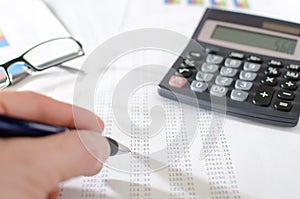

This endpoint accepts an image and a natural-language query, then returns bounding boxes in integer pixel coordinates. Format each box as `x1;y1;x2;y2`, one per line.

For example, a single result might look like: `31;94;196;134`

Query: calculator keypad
168;50;300;114
159;47;300;126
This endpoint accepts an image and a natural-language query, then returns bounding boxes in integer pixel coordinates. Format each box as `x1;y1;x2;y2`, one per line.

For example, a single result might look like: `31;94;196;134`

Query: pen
0;114;130;156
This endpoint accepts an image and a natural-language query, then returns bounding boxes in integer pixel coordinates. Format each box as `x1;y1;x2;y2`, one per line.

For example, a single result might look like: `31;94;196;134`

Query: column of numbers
164;99;196;199
129;88;151;199
80;91;113;199
198;111;240;199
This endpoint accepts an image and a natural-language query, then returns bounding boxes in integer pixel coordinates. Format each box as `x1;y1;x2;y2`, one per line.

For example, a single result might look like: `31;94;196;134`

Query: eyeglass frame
0;37;84;88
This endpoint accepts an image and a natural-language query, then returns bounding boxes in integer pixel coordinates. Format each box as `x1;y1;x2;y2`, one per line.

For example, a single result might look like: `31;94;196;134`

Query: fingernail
77;130;110;163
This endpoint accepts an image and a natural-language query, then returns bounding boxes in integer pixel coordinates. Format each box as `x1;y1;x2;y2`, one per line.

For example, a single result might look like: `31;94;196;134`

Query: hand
0;91;110;199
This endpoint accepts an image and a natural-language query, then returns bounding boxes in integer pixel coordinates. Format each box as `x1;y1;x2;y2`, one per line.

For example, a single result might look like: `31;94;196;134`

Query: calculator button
284;70;299;81
273;100;292;112
224;58;242;68
210;85;228;97
239;71;257;81
280;80;298;90
205;47;219;54
229;52;244;60
261;76;277;86
230;89;248;102
243;62;261;72
286;64;300;71
268;59;283;67
206;54;224;64
220;67;238;77
235;80;253;91
215;75;233;87
252;85;274;106
187;51;202;60
190;80;208;93
264;67;281;77
169;75;187;88
176;67;194;78
277;90;295;101
196;71;214;82
183;59;199;68
247;55;262;63
201;63;219;73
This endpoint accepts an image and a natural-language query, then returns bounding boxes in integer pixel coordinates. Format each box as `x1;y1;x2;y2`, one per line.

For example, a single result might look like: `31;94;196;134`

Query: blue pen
0;114;130;156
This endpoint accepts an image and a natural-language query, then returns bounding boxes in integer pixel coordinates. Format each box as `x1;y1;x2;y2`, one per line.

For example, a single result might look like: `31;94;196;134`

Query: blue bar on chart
233;0;249;8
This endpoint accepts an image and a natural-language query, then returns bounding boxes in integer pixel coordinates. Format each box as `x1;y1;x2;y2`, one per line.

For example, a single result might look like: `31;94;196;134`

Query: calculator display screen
211;25;297;55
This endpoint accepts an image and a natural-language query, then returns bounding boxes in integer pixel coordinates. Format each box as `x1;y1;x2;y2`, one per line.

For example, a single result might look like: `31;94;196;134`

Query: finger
4;130;110;193
0;91;104;132
48;187;60;199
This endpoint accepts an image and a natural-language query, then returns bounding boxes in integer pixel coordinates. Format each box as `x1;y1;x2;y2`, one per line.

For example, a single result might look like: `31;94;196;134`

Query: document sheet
58;50;242;199
57;48;300;199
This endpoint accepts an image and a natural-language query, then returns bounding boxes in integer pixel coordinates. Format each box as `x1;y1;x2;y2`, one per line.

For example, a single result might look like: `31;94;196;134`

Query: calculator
158;8;300;127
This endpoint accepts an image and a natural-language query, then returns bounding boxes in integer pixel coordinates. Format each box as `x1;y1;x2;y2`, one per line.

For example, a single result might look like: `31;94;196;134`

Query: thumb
2;130;110;195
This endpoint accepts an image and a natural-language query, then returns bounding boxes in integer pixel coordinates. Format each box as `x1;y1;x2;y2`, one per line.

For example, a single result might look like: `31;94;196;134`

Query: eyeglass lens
7;62;30;84
22;38;84;71
0;67;10;88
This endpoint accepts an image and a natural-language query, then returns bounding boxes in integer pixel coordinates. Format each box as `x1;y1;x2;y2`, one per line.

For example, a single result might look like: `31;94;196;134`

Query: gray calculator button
239;71;257;81
224;58;242;68
235;79;253;91
210;84;228;97
196;71;214;82
231;89;248;102
201;63;219;73
190;80;208;93
243;62;261;72
215;75;233;86
206;54;224;64
220;67;238;77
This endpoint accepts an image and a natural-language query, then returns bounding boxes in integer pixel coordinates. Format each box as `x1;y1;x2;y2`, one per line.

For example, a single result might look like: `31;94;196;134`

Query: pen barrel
0;114;66;137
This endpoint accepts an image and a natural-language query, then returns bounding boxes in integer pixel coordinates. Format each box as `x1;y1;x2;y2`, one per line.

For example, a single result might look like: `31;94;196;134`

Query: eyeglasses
0;37;84;89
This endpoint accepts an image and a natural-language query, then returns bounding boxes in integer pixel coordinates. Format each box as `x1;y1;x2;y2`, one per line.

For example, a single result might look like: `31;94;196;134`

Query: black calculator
158;8;300;127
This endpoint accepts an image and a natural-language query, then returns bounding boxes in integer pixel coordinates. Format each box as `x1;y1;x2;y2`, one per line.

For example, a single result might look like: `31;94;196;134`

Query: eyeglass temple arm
56;64;86;76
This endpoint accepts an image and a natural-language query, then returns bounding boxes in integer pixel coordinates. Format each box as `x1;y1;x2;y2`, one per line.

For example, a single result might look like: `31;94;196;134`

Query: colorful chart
0;29;9;48
164;0;180;4
210;0;226;7
233;0;249;8
187;0;203;5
